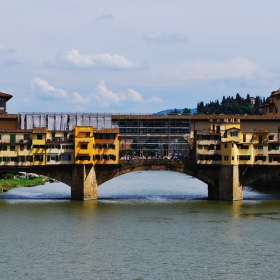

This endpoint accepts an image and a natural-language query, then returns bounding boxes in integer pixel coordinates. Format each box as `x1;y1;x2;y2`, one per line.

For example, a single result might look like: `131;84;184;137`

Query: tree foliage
196;93;265;115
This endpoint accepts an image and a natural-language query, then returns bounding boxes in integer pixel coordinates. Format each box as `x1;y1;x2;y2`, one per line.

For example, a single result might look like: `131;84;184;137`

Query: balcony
77;149;90;155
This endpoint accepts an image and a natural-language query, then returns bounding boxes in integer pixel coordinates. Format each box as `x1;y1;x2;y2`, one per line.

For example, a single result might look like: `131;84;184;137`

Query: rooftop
0;92;13;101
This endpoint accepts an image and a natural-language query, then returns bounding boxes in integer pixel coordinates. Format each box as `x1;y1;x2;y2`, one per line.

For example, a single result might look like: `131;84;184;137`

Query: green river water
1;171;280;280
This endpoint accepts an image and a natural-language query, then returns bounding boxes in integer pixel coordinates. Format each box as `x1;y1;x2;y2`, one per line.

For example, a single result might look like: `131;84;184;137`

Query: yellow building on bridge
195;116;277;166
0;126;119;167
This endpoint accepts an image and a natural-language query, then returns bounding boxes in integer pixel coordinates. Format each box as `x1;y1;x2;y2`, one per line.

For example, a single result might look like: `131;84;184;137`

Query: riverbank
0;177;48;192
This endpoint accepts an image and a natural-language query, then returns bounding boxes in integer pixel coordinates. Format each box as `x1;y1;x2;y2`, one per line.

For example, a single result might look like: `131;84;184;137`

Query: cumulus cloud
91;80;163;107
31;78;68;99
71;92;90;105
56;49;140;70
92;80;126;106
162;57;272;80
144;32;188;44
127;88;144;102
0;43;15;53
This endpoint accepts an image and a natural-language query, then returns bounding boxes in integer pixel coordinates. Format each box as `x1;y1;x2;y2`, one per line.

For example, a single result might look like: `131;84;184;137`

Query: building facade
195;116;280;166
0;127;119;166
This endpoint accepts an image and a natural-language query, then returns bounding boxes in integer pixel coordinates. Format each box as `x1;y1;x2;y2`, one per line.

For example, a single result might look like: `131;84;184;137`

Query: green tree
182;108;190;114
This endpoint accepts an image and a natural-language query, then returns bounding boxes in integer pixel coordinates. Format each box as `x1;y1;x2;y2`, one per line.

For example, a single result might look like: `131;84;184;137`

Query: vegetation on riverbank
0;174;49;192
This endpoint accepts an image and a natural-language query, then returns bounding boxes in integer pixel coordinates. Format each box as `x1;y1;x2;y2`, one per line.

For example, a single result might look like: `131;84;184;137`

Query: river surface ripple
1;171;280;280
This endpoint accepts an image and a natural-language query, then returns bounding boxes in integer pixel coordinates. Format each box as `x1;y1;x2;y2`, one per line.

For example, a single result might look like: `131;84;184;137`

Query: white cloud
161;57;272;80
30;78;68;99
144;32;188;44
57;49;140;70
92;80;126;106
71;92;90;105
0;43;15;53
127;88;144;102
92;80;163;107
146;96;163;103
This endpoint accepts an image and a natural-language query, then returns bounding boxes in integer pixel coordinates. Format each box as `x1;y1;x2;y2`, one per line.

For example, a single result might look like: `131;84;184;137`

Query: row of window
79;144;116;150
197;155;270;162
28;144;115;149
76;155;116;161
197;135;221;140
0;154;117;162
1;133;119;141
95;134;116;139
0;156;33;162
198;145;221;150
197;155;222;161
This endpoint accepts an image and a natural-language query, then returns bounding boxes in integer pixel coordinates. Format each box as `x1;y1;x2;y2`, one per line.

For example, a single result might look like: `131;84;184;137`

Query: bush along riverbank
0;173;50;192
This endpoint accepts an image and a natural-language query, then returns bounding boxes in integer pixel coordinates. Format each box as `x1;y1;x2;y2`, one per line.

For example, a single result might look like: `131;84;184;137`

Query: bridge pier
71;165;98;200
208;165;242;200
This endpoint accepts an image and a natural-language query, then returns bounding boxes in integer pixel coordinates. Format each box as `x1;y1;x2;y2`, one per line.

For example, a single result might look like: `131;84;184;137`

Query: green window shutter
0;157;2;162
47;155;50;162
263;156;266;162
10;134;16;144
58;145;61;149
55;155;59;162
268;145;272;151
7;157;10;162
276;146;279;150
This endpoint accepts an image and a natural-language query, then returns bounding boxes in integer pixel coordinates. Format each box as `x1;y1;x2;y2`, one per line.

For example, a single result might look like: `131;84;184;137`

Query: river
1;171;280;279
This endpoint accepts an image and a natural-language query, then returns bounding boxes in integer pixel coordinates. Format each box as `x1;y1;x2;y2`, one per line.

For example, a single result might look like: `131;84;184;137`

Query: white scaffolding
19;113;113;131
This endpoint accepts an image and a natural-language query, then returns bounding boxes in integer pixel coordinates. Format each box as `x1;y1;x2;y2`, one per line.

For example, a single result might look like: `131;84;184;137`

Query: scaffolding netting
18;113;113;131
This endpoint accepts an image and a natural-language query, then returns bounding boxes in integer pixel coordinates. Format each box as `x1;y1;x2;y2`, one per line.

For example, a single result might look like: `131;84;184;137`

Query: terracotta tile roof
0;128;32;133
0;92;13;101
225;127;241;131
271;90;280;96
258;104;270;108
190;114;280;120
32;127;48;133
0;114;18;119
241;129;268;134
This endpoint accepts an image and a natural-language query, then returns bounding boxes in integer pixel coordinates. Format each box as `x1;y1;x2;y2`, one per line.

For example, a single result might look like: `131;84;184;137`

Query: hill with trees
196;93;268;115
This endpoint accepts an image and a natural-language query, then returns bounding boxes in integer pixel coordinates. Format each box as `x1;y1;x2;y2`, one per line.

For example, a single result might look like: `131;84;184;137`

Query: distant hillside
155;108;197;115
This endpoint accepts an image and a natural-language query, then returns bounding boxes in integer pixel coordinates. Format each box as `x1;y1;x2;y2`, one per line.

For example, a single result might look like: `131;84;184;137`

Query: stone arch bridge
1;160;279;200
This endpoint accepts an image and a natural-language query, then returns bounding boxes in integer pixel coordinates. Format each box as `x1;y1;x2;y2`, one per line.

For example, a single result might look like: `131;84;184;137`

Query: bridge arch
94;159;204;187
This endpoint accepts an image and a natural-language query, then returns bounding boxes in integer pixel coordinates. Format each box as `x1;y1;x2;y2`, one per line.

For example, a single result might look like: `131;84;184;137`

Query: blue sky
1;0;280;113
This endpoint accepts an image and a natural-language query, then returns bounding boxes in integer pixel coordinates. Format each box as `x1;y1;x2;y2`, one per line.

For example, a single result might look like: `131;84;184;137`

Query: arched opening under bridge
98;170;208;199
